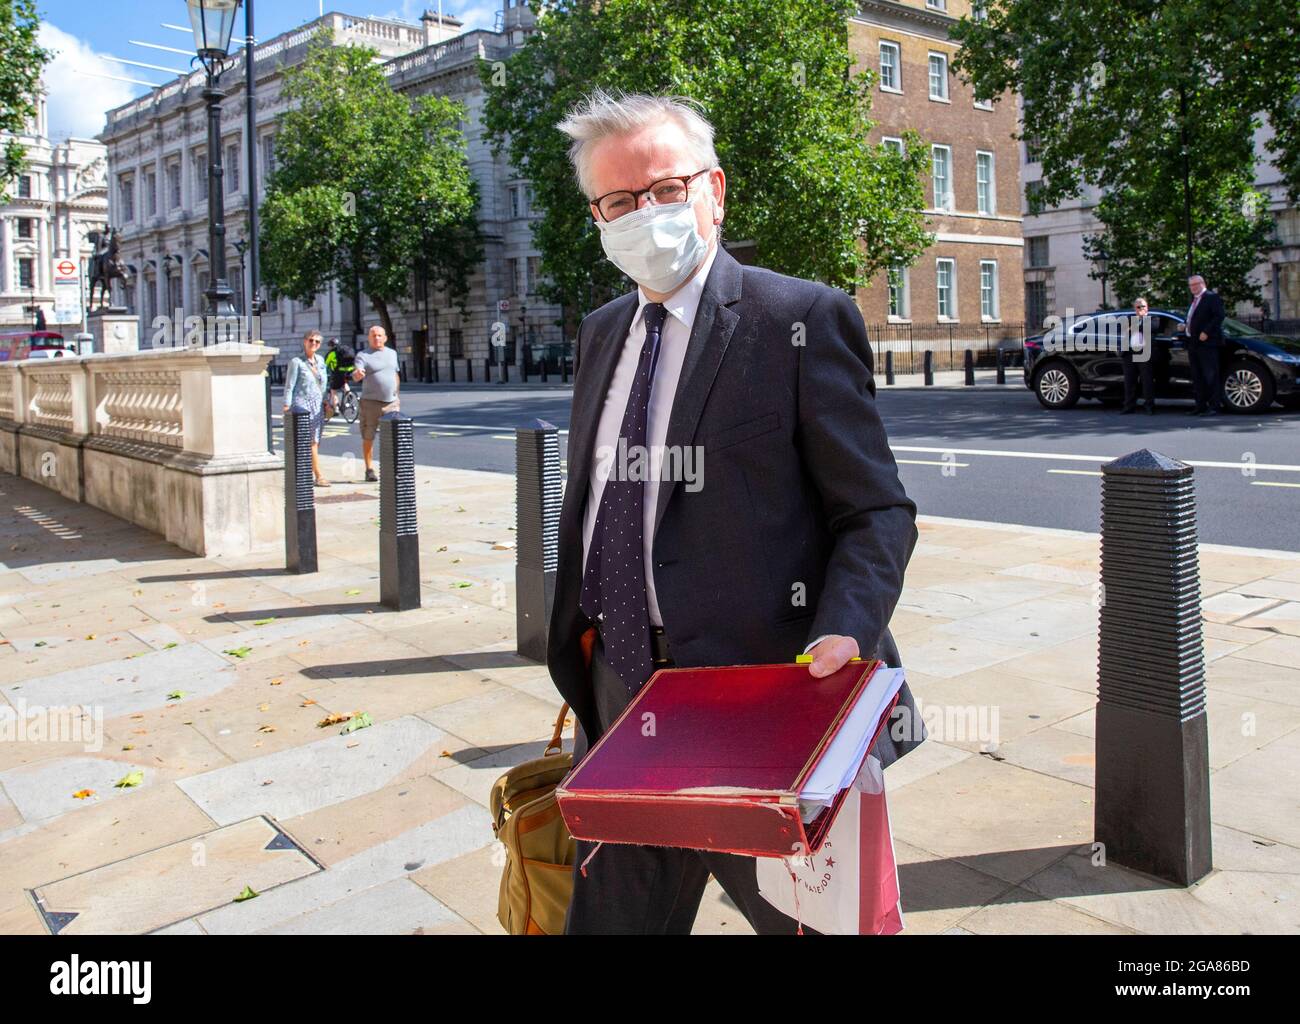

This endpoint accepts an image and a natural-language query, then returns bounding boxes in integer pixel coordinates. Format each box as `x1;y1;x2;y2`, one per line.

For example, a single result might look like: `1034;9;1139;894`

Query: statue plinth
87;308;140;354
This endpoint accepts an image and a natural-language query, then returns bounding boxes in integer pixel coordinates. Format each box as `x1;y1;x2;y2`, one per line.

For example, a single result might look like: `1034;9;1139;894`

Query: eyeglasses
590;168;712;222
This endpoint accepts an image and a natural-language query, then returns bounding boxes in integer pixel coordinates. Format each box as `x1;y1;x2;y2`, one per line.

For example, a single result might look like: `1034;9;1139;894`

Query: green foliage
0;0;51;198
261;30;483;336
480;0;933;324
952;0;1296;308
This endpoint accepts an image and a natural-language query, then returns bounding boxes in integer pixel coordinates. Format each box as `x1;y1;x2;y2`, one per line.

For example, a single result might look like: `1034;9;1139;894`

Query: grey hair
557;88;720;199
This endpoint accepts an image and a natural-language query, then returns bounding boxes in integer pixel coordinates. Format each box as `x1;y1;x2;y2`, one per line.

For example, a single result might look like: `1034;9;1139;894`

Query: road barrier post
284;410;318;574
378;413;421;611
515;419;561;662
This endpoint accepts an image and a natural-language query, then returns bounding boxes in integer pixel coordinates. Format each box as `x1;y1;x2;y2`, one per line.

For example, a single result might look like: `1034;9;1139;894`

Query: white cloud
37;23;145;142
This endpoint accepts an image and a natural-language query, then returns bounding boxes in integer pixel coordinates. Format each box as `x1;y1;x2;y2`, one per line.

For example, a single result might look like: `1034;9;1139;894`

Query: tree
953;1;1296;308
481;0;933;333
260;30;482;340
0;0;50;199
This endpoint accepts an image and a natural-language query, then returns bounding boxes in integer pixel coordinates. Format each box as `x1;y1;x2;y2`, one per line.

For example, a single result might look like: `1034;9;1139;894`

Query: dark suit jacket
1187;290;1226;345
546;246;924;768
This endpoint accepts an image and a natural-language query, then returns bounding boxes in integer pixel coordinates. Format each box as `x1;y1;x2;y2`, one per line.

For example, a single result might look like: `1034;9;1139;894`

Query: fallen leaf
223;646;252;659
297;640;310;647
340;712;373;735
121;744;134;751
258;702;271;712
440;750;451;757
163;642;178;650
436;545;448;552
252;617;276;626
33;641;47;648
451;558;462;564
317;712;353;728
450;582;472;589
270;677;283;686
167;690;186;700
72;789;95;800
300;699;317;707
345;588;361;596
346;741;360;748
85;634;96;641
257;724;276;733
130;714;145;720
114;770;144;788
261;780;273;787
234;885;259;902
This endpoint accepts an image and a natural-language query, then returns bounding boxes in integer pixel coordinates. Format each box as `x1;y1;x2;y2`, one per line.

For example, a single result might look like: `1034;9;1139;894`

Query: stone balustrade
0;344;282;557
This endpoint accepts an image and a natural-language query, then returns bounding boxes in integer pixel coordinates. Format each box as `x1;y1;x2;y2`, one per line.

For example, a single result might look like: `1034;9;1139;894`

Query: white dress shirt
581;242;720;627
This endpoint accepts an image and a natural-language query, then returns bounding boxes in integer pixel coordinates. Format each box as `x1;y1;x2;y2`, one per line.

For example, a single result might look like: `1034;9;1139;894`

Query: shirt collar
634;241;720;333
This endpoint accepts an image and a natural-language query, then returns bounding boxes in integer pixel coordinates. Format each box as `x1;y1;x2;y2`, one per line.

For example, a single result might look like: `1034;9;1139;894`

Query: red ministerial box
555;660;897;858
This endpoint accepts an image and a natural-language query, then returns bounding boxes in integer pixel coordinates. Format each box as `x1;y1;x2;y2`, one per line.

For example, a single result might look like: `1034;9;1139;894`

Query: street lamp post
233;237;248;313
187;0;241;343
1096;248;1110;311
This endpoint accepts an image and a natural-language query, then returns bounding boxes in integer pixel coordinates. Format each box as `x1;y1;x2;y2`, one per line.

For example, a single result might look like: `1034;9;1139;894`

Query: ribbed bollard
964;348;975;385
378;413;421;610
885;350;894;386
996;348;1006;385
1095;448;1211;886
284;410;317;574
515;419;561;662
923;350;934;386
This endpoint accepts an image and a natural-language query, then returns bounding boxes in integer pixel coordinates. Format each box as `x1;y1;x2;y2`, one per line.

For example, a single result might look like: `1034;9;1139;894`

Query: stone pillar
1095;448;1212;886
88;310;141;354
378;413;420;610
515;419;561;662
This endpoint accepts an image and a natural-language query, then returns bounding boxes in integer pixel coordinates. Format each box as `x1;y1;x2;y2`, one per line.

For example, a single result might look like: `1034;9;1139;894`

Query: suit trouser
1121;351;1155;410
1188;342;1221;410
564;636;812;935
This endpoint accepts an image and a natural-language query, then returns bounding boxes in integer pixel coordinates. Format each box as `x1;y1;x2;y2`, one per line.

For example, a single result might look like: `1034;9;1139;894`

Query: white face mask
596;197;712;294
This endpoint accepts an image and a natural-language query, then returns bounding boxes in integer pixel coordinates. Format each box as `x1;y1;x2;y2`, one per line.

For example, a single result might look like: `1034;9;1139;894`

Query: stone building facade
849;0;1025;332
0;88;109;331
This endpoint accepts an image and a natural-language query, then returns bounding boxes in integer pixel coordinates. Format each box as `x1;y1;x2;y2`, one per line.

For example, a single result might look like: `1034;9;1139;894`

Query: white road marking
891;445;1300;473
1047;469;1104;477
1251;480;1300;489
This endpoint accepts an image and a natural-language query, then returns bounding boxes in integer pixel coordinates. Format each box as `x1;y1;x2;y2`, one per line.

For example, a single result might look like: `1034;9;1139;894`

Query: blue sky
33;1;497;140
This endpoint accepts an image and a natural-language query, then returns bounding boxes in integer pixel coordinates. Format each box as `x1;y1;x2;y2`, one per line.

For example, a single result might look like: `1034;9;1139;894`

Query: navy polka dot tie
580;302;668;692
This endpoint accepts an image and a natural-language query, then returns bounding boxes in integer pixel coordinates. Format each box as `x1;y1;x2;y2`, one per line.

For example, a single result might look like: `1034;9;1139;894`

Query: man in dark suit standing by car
1183;274;1225;415
1121;297;1156;415
547;90;922;935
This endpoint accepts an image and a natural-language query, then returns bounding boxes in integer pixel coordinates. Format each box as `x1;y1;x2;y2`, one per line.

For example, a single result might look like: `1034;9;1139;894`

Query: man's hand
352;367;365;382
806;634;860;678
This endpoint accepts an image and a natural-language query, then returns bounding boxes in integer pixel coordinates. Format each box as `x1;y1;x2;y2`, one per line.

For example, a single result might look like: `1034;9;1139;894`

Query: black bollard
283;410;318;574
501;358;509;384
885;350;895;386
923;349;934;386
1095;449;1211;886
964;348;975;386
996;348;1006;385
466;357;473;382
449;357;456;383
378;413;421;611
540;358;549;384
484;357;492;382
515;419;561;662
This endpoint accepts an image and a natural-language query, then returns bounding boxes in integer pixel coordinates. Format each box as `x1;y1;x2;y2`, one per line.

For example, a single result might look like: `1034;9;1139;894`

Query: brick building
848;0;1024;337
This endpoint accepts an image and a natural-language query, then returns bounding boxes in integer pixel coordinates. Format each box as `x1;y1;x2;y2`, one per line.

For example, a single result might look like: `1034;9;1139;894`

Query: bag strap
545;703;570;757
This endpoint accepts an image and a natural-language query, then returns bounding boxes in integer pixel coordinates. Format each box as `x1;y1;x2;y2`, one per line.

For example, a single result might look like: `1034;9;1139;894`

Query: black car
1022;309;1300;414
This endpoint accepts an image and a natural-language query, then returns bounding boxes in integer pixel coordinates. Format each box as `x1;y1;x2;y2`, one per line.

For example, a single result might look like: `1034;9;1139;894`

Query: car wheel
1034;361;1080;409
1221;358;1275;414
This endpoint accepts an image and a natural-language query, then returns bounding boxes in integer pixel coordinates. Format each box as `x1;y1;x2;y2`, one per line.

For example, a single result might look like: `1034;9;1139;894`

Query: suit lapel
653;246;744;536
560;294;638;531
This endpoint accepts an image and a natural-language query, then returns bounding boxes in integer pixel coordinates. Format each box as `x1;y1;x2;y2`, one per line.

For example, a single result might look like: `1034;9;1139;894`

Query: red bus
0;330;70;362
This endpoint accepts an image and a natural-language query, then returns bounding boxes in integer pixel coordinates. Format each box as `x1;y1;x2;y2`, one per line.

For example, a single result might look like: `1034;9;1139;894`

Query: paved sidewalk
1;460;1297;935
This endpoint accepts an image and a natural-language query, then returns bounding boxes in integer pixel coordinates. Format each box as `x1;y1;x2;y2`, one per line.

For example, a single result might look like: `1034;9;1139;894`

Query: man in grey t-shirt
352;324;400;482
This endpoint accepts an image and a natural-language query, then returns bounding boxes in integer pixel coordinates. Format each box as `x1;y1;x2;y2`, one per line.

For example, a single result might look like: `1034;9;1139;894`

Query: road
276;384;1300;552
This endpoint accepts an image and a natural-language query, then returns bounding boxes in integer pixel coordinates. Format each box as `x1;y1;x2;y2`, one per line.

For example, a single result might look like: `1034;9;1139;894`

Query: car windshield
1222;317;1264;337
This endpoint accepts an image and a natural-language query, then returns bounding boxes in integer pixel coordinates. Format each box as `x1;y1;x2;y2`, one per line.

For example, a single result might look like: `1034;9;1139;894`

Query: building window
980;260;1000;320
506;257;519;296
976;151;995;215
887;265;909;320
17;257;34;289
166;162;181;209
261;134;276;179
527;256;540;295
119;174;135;222
928;53;949;102
1025;179;1046;214
936;258;956;320
974;94;994;111
193;151;207;204
931;145;953;211
448;328;464;359
882;136;904;156
123;280;136;313
509;185;527;219
879;41;901;92
1026;280;1049;329
16;217;33;240
972;0;987;21
926;0;948;10
1274;209;1300;246
168;273;183;316
144;168;157;217
225;142;241;194
17;175;32;199
1026;235;1050;268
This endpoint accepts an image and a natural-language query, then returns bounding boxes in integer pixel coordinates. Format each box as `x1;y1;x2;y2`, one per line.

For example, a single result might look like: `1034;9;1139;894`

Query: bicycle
328;381;359;424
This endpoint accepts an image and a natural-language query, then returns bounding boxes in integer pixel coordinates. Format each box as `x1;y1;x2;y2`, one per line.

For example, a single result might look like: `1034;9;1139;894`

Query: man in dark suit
548;90;922;935
1120;297;1156;415
1183;274;1225;415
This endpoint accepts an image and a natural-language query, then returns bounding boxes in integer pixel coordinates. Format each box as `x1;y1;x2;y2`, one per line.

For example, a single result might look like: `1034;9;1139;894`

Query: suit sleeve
1209;294;1226;337
796;287;918;658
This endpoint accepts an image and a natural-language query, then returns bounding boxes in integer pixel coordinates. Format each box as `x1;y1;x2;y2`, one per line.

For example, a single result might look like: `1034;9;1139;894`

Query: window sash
879;43;899;90
928;55;948;99
937;259;955;319
980;261;998;318
932;146;951;210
